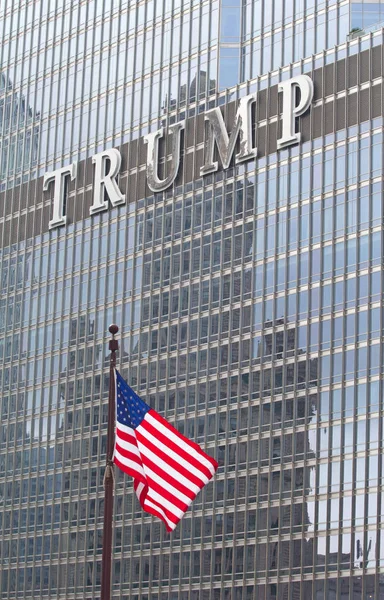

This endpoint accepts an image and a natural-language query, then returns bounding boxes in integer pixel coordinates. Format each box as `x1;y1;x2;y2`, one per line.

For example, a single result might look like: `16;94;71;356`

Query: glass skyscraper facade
2;1;384;599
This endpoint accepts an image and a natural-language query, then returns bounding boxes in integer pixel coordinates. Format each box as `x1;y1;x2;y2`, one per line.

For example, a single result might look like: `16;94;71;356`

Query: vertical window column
218;0;243;89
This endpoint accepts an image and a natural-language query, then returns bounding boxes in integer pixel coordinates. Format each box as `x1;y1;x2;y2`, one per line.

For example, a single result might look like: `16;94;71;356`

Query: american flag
113;369;218;531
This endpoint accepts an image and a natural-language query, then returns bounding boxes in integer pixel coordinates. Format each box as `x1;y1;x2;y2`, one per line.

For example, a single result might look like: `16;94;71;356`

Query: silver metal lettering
44;163;77;230
200;94;257;175
90;148;125;215
277;75;314;149
144;121;185;192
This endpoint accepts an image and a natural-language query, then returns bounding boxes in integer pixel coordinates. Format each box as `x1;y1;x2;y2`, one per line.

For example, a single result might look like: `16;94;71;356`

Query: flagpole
101;324;118;600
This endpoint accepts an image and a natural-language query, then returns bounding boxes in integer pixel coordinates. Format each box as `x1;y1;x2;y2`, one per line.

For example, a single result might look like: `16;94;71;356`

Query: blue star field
116;370;151;429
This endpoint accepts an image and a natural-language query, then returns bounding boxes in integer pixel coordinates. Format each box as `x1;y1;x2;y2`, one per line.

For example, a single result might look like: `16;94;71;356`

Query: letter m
200;94;257;176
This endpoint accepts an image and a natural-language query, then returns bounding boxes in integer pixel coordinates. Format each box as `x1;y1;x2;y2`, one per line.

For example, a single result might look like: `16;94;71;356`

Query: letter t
43;163;77;230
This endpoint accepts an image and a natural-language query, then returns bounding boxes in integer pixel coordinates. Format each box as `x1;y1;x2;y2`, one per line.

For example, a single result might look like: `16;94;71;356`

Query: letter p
277;75;314;149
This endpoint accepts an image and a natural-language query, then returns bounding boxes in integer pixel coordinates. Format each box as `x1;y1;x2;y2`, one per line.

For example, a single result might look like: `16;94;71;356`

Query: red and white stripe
114;409;218;531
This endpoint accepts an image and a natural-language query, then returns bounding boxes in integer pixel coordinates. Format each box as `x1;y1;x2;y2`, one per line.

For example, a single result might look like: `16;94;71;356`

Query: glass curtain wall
219;0;351;90
1;0;354;187
351;0;384;31
1;0;384;599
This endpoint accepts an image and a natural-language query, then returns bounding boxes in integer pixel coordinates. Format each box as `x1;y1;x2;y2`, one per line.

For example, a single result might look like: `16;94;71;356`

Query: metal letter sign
44;76;314;229
200;94;257;175
90;148;126;214
44;163;77;230
144;122;185;192
277;75;314;149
